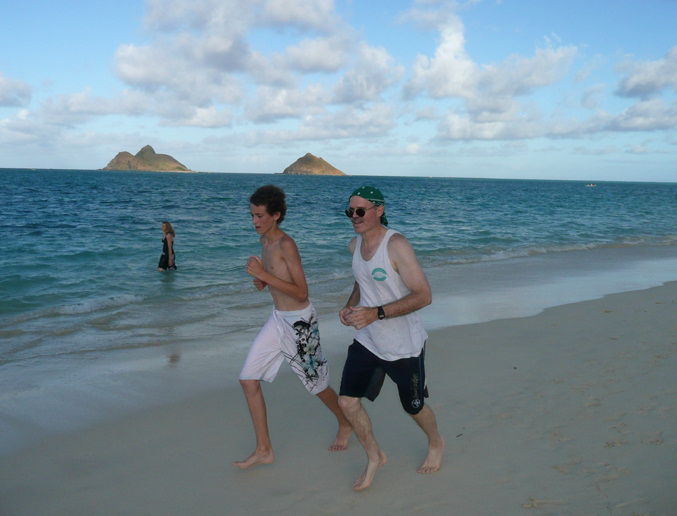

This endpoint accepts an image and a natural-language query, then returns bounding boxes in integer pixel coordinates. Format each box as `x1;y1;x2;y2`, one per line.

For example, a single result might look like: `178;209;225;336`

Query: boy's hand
246;255;265;278
253;278;267;290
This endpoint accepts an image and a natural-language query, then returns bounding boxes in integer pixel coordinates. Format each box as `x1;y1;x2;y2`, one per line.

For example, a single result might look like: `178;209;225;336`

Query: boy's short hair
250;184;287;224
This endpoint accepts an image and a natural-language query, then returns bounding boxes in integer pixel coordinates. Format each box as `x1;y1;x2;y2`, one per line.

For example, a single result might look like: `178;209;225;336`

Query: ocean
3;168;677;454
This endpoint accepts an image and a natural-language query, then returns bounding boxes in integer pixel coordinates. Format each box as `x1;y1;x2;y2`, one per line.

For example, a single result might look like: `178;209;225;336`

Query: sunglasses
345;205;377;218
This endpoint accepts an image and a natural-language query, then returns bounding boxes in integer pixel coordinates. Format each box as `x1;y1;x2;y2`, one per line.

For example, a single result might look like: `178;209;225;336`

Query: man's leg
316;387;353;451
410;404;445;474
233;379;275;469
338;395;388;491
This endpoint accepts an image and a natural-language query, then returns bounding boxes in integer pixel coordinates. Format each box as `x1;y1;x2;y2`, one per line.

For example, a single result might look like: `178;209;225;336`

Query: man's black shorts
339;340;429;415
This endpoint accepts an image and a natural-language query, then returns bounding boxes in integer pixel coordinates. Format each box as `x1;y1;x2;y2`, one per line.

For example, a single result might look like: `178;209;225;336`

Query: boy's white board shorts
239;303;330;395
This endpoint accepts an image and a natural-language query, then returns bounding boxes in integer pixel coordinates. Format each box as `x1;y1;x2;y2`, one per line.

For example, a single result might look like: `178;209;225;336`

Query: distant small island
283;153;345;176
101;145;193;172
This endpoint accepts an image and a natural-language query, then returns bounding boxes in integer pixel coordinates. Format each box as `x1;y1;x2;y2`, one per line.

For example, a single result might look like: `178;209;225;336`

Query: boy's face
250;203;280;235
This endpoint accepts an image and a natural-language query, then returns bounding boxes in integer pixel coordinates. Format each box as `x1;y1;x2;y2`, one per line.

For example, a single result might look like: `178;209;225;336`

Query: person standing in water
233;184;352;469
158;221;177;271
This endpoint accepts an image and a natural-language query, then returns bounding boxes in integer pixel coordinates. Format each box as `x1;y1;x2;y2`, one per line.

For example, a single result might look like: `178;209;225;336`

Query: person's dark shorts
339;340;429;415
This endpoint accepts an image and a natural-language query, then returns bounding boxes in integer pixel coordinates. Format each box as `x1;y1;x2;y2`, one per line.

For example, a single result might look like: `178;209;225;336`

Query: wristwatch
377;306;386;320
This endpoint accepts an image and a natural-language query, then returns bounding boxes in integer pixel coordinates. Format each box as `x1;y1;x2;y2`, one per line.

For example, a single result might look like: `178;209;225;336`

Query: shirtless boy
233;184;352;469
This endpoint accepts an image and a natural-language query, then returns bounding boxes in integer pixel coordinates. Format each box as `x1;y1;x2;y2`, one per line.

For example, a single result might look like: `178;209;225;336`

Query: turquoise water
2;168;677;453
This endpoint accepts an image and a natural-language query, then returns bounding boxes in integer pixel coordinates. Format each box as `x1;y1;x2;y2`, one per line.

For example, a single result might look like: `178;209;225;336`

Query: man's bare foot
417;437;445;474
328;424;352;451
354;450;387;491
232;449;274;469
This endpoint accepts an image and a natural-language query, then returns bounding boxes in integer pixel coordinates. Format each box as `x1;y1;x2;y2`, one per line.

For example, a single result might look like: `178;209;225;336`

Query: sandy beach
2;281;676;515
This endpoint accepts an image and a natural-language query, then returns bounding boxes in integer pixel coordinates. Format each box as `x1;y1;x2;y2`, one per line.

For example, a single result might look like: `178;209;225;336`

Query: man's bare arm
339;281;361;326
382;233;432;316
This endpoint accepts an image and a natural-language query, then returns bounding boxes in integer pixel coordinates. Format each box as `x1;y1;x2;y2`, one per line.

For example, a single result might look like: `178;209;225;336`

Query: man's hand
253;278;267;290
342;306;378;330
339;305;354;326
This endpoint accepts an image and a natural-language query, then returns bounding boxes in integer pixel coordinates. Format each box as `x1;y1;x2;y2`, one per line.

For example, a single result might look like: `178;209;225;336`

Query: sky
1;0;676;181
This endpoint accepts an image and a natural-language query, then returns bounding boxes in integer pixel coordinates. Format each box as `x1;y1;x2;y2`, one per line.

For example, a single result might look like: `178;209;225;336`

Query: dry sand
2;282;676;515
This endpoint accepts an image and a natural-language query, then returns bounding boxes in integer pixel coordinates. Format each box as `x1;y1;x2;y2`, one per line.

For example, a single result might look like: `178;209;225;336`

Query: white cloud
0;109;61;146
0;72;31;107
283;36;351;72
405;10;477;99
262;0;338;31
581;84;606;110
607;98;677;132
437;108;543;141
40;88;112;126
616;45;677;98
246;84;328;123
404;5;577;118
164;106;233;128
144;0;256;33
249;103;396;144
333;43;404;103
478;46;577;98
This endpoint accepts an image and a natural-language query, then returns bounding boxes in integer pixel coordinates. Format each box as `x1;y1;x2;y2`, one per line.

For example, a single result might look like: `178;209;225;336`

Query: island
101;145;193;172
282;153;346;176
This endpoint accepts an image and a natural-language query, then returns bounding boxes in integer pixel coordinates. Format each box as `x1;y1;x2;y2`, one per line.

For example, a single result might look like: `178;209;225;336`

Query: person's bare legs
410;405;445;474
338;395;387;491
233;379;275;469
316;387;352;451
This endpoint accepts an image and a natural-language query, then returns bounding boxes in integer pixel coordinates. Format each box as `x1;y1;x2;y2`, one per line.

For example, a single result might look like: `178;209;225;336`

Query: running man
338;186;444;490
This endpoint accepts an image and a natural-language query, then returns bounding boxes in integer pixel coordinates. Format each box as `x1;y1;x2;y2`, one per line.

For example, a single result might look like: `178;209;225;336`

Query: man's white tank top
352;229;427;360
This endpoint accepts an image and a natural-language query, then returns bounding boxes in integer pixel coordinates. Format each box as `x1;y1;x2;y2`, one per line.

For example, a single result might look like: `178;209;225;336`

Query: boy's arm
252;278;267;290
246;237;309;302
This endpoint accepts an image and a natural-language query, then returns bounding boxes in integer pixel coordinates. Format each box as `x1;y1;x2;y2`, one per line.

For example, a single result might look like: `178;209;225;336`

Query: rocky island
283;153;345;176
101;145;193;172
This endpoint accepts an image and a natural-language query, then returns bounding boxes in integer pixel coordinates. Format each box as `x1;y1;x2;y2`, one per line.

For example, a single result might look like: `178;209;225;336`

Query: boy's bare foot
328;424;352;451
232;449;274;469
354;450;387;491
417;437;445;474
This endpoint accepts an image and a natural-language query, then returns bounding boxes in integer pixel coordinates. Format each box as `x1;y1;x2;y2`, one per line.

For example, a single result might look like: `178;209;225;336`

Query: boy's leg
281;305;352;449
235;312;285;468
233;379;275;469
315;386;352;451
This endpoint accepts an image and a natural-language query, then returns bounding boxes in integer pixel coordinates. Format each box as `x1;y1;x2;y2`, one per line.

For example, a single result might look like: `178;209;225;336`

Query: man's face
250;203;279;235
347;196;381;233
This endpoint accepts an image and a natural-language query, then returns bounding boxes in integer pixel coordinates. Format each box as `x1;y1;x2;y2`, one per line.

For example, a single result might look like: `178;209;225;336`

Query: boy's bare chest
261;244;286;274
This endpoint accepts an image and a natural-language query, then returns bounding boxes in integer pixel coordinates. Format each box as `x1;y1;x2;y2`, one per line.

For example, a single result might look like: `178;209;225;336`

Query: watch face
378;306;385;319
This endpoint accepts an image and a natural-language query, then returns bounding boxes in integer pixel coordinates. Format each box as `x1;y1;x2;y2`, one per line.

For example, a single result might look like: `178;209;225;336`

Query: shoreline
2;244;677;457
1;281;676;514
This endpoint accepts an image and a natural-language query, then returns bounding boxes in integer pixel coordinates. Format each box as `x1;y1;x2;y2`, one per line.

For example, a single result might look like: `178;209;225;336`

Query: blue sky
1;0;676;181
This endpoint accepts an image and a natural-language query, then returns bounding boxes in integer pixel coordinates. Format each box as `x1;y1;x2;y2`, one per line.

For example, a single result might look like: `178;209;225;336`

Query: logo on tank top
371;267;387;281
